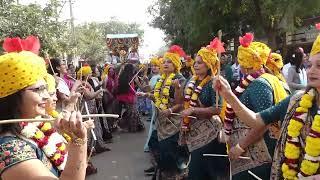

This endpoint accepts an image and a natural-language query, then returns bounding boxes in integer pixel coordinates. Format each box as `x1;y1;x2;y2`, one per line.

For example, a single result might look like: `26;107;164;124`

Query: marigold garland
182;75;211;130
281;88;320;179
154;73;175;110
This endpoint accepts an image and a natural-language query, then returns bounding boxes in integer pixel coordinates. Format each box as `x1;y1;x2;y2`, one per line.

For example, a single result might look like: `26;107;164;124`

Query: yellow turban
163;45;186;72
311;34;320;56
238;33;271;71
158;57;164;74
267;53;283;70
77;64;92;78
44;73;56;93
150;57;160;67
266;53;286;82
0;51;47;98
197;47;219;75
163;52;182;72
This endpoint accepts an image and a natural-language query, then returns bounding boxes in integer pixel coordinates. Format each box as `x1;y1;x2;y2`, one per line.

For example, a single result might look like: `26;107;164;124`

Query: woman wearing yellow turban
143;57;162;154
219;33;289;180
266;52;291;93
77;64;110;154
213;23;320;179
101;64;110;81
179;38;228;180
0;36;91;180
266;53;286;82
138;45;187;179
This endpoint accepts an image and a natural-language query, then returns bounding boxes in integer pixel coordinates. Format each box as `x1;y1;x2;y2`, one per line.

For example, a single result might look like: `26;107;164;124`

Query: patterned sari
270;91;318;179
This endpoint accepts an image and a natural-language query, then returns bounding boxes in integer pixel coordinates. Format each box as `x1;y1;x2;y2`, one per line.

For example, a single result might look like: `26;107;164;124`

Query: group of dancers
1;23;320;180
140;25;320;180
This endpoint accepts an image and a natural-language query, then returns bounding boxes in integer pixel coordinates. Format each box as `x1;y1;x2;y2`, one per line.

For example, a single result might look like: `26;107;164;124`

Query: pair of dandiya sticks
203;154;262;180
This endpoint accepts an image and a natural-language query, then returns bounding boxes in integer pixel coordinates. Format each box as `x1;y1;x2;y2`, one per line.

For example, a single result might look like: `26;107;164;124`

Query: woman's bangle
71;137;87;146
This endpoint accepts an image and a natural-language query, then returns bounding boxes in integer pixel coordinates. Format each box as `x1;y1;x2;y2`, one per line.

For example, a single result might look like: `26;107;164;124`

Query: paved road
87;121;152;180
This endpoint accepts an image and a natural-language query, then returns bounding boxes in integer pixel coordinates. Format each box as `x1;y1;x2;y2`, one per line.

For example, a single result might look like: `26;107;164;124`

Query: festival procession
1;0;320;180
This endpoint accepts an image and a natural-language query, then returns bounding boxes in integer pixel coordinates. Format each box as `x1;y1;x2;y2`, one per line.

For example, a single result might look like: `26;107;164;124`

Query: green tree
243;0;320;48
74;22;107;62
0;0;69;56
149;0;243;54
101;17;144;42
73;19;144;63
149;0;320;52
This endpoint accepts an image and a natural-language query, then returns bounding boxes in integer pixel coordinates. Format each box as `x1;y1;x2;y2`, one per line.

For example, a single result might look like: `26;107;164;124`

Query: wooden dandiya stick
170;112;197;119
75;63;84;110
79;63;83;80
67;74;77;81
78;73;91;105
84;101;97;161
45;52;56;76
216;30;223;108
129;67;144;85
0;114;119;124
248;170;262;180
203;153;250;160
150;102;179;130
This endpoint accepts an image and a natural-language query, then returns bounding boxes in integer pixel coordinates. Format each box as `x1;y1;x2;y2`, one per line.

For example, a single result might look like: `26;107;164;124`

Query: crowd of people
1;24;320;180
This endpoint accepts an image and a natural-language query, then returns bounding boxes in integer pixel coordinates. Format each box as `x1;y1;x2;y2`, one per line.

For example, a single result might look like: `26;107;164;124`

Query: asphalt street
87;121;152;180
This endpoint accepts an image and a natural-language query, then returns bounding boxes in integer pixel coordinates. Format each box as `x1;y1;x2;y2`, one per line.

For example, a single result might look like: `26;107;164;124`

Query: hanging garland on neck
154;73;175;110
182;75;211;130
224;71;264;137
19;120;68;171
281;88;320;179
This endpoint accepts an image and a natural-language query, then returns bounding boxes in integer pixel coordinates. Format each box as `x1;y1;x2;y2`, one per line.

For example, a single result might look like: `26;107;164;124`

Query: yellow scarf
261;73;288;103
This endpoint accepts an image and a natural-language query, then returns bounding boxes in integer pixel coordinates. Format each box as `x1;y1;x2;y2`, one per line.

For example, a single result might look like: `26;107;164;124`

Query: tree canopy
0;2;144;63
0;0;68;56
149;0;320;54
74;19;144;62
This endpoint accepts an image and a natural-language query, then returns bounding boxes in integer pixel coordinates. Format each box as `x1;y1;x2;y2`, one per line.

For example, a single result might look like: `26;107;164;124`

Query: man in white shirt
282;61;292;81
231;59;240;82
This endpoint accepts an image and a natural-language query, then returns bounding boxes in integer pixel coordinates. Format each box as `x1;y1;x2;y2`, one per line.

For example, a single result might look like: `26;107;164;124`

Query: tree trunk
232;0;242;57
266;30;277;50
